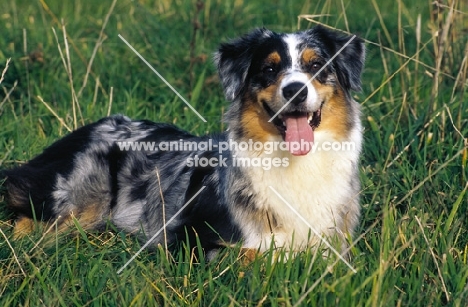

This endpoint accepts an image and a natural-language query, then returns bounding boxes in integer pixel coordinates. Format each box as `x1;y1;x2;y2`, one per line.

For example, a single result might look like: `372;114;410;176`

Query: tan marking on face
256;82;279;107
311;79;334;102
314;83;350;140
242;73;289;143
266;51;281;65
241;101;278;143
301;49;318;64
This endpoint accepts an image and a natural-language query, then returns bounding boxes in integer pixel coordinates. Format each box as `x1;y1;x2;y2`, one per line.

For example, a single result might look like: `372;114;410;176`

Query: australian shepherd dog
2;25;365;259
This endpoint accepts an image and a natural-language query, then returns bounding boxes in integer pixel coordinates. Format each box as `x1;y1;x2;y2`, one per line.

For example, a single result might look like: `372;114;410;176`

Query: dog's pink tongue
284;115;314;156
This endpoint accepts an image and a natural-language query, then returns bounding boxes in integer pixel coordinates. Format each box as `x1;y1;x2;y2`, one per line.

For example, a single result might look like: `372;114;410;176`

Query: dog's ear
308;25;365;92
215;28;274;101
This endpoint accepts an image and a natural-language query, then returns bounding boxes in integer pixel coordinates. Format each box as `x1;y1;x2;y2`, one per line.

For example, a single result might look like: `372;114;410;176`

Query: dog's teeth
307;114;312;122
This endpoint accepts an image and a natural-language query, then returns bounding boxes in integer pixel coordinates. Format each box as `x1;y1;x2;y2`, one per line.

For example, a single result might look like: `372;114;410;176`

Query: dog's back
3;115;241;252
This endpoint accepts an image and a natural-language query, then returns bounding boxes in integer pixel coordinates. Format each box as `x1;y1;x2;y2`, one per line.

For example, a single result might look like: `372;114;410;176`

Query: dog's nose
282;82;308;105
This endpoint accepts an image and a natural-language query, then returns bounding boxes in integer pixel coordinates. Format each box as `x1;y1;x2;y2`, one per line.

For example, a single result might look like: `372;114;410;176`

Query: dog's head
215;26;365;155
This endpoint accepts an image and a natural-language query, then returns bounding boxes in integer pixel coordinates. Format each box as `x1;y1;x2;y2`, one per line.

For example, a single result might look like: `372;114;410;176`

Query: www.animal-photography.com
0;0;467;306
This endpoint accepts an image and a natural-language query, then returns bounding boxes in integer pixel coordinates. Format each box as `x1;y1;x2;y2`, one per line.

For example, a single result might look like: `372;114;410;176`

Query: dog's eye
262;66;275;74
311;62;323;73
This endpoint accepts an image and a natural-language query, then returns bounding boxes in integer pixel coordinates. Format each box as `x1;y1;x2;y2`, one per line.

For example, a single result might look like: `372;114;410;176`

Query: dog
2;25;365;259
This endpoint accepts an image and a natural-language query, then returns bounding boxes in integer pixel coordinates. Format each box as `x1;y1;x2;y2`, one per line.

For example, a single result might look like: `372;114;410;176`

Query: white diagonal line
117;186;206;274
118;34;207;123
268;186;357;273
268;35;356;123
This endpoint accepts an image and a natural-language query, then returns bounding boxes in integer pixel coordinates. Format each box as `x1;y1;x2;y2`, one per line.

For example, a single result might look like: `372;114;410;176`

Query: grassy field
0;0;467;305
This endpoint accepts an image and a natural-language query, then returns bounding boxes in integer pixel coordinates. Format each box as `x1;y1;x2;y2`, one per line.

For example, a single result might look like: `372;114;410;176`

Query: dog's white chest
234;132;361;251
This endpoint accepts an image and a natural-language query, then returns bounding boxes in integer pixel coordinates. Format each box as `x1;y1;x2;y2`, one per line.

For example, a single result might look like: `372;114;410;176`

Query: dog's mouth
263;102;322;156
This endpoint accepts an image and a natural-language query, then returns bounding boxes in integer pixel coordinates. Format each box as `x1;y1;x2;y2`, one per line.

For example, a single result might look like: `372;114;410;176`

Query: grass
0;0;467;305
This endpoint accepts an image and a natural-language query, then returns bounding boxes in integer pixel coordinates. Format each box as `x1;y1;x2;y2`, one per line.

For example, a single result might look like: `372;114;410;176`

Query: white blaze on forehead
283;34;301;69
